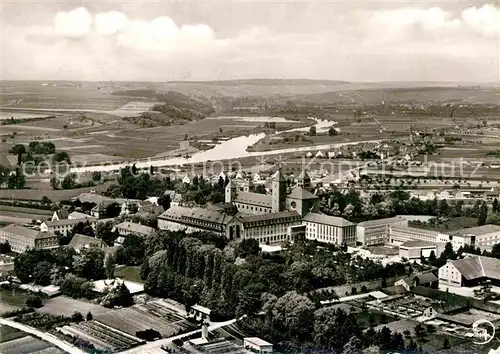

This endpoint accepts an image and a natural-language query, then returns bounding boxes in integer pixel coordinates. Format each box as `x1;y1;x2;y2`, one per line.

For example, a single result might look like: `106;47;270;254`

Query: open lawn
410;216;479;233
115;266;142;283
39;296;111;318
0;288;30;314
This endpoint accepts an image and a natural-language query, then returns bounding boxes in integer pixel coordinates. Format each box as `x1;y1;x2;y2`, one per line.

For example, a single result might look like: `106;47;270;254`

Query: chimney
201;323;208;340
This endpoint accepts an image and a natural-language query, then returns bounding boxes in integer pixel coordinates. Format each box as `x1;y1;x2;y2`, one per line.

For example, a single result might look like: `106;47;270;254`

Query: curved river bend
70;118;380;173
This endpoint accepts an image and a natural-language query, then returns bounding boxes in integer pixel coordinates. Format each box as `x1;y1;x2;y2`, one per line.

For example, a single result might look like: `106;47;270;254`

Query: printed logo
471;319;495;345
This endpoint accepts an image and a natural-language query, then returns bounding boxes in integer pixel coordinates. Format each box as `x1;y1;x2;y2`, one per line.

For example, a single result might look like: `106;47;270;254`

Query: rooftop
244;337;273;347
448;255;500;281
160;206;233;226
273;169;286;182
92;278;144;294
68;211;91;219
68;233;103;249
392;225;443;236
357;216;407;227
302;212;354;227
453;224;500;237
44;217;96;227
114;222;155;236
296;170;311;180
1;224;40;239
399;240;439;248
287;187;318;200
238;211;300;224
234;191;272;207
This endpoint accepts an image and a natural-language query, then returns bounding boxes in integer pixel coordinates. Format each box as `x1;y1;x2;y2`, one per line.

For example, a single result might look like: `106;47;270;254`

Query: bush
25;295;43;308
71;311;84;323
2;307;35;318
136;329;161;341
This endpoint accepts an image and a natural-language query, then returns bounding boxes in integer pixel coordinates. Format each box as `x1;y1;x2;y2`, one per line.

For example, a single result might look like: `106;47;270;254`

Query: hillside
294;86;500;105
116;90;215;127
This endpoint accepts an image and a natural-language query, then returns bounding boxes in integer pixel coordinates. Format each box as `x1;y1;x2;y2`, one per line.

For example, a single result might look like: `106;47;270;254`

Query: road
0;318;86;354
119;319;237;354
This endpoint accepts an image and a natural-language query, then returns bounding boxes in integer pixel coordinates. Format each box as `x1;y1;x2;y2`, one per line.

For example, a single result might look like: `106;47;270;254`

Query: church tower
225;180;237;203
296;169;312;191
272;169;287;213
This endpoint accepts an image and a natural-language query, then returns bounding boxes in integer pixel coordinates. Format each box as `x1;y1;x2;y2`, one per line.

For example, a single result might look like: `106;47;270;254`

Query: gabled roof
287;187;318;200
297;170;311;180
302;212;354;227
452;225;500;237
114;222;155;236
234;191;272;207
357;216;406;227
68;234;103;249
159;206;233;226
68;211;91;219
237;211;301;224
1;224;39;239
448;255;500;281
44;217;96;227
55;209;69;219
400;240;438;248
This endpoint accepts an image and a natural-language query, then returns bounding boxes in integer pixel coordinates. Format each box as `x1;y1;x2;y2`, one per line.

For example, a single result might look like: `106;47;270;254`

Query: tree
342;336;362;354
50;177;60;190
115;234;145;266
71;311;84;323
10;144;26;165
53;151;71;164
255;184;266;194
61;173;77;189
96;221;118;246
493;198;499;213
235;239;260;258
105;253;116;279
33;261;53;286
105;202;121;218
25;295;43;308
0;242;11;254
7;167;26;189
428;250;437;264
237;283;263;316
478;202;488;226
158;194;171;211
86;311;93;321
91;171;102;182
443;337;450;349
73;248;105;280
272;291;315;340
328;127;339;137
309;126;317;136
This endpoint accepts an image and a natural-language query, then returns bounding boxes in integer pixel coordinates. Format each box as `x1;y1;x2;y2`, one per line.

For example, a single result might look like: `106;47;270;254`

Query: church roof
234;191;272;207
287;187;318;200
297;170;311;180
238;211;301;224
272;169;286;182
302;212;354;227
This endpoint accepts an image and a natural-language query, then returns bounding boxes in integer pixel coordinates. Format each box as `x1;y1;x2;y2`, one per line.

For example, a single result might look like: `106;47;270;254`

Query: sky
1;0;499;82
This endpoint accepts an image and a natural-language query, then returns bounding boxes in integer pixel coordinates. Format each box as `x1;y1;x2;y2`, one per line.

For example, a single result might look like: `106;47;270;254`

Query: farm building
438;255;500;287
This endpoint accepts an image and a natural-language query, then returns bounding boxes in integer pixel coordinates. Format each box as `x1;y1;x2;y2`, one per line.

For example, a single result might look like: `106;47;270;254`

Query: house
51;209;69;221
68;233;104;252
398;240;444;260
0;224;58;253
113;221;155;239
243;337;273;354
41;217;97;237
394;271;438;291
68;211;92;220
439;255;500;287
252;173;261;183
443;225;500;252
138;201;165;215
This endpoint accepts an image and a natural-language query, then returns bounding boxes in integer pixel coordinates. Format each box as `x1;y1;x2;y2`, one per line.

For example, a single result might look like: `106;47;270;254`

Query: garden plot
58;320;144;352
95;299;196;338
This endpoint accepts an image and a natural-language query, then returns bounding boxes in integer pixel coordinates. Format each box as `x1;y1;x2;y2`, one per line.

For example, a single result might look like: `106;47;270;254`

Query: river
70;117;380;173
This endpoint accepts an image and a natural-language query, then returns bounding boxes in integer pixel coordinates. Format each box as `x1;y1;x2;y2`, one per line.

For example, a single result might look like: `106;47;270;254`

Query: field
115;266;142;283
0;288;30;314
39;296;111;317
0;334;65;354
95;299;195;338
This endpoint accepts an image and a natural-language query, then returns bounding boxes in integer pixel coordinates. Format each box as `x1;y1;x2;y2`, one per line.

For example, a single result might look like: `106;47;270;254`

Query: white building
243;337;273;354
446;225;500;252
0;225;58;253
41;218;97;237
303;213;356;246
439;255;500;287
398;241;443;260
389;225;447;245
356;216;408;246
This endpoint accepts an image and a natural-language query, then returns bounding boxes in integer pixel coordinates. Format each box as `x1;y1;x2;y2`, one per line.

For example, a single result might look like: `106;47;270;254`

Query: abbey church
159;169;356;246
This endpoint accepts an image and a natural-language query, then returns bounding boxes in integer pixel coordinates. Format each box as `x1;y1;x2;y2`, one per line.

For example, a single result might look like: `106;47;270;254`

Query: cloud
1;4;498;82
462;4;500;37
54;7;93;38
